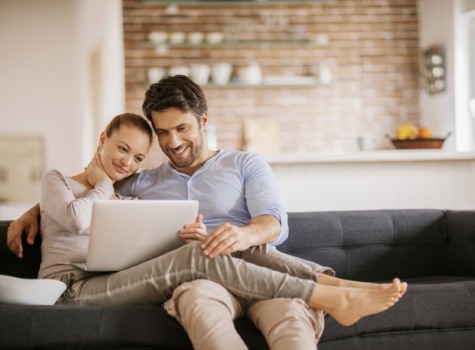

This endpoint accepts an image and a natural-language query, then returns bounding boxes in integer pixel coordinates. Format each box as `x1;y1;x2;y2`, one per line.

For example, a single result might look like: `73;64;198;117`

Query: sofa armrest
446;210;475;276
0;221;41;278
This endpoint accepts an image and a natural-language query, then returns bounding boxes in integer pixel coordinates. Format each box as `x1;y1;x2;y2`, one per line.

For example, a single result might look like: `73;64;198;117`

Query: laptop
73;199;199;272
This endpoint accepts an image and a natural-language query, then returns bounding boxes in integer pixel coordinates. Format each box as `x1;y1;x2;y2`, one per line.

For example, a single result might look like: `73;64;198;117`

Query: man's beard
165;134;204;170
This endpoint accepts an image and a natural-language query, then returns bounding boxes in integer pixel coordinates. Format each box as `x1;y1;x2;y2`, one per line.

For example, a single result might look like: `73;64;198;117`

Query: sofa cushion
321;276;475;343
0;304;268;349
319;328;475;350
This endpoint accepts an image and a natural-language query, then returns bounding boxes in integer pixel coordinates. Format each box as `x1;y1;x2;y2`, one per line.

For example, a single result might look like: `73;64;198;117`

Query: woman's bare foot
317;274;408;296
309;278;405;326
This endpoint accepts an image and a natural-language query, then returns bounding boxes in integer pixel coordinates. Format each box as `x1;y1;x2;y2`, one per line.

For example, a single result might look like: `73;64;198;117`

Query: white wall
75;0;126;164
456;0;475;152
418;0;457;150
0;0;124;180
0;0;80;176
419;0;475;152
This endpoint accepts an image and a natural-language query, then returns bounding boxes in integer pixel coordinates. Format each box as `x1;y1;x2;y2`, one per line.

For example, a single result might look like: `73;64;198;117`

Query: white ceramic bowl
169;65;190;77
148;31;168;44
0;275;66;305
206;32;224;45
169;31;186;45
187;32;204;45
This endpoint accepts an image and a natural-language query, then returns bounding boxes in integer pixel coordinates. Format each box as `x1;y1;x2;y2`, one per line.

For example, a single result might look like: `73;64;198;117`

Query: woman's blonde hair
104;113;153;146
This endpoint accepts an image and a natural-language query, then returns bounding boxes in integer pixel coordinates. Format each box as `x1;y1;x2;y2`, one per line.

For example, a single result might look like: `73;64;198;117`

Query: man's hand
201;215;281;258
7;204;40;258
201;223;253;258
179;215;208;243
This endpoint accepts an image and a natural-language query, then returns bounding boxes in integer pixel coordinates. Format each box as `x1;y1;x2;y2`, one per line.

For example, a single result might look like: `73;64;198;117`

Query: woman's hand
85;153;113;187
178;215;208;243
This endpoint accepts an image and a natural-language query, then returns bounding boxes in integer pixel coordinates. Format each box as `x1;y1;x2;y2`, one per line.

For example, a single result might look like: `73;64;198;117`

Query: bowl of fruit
388;124;450;149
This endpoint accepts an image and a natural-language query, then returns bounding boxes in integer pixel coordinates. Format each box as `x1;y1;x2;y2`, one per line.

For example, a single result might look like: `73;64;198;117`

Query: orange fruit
417;127;432;139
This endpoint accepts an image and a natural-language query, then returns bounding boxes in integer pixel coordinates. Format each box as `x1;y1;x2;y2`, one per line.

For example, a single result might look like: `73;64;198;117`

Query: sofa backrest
445;210;475;277
280;209;449;281
0;209;466;282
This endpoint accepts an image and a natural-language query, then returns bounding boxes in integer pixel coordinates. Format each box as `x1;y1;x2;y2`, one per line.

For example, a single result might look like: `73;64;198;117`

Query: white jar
147;67;166;83
211;63;233;85
169;65;190;77
190;64;211;85
239;63;262;85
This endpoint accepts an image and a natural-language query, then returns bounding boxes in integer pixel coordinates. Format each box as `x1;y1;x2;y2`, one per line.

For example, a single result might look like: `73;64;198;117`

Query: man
121;74;325;349
7;75;338;349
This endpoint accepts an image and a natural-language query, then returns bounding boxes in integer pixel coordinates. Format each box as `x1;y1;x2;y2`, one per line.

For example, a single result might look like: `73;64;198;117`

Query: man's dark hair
142;75;208;123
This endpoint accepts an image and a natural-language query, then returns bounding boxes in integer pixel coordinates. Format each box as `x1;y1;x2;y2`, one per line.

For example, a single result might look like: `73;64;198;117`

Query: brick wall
123;0;419;166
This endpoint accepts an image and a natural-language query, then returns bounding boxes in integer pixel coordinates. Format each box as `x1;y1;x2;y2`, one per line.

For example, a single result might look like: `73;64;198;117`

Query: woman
38;113;153;282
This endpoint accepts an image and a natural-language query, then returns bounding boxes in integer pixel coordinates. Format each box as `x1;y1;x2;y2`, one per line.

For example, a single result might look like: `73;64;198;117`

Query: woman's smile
112;162;128;176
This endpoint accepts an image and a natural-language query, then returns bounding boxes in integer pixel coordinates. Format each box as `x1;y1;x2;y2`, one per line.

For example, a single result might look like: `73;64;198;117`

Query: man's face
151;108;207;173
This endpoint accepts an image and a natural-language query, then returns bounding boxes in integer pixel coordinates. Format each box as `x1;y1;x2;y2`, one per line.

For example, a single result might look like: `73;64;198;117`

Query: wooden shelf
202;81;325;88
143;40;327;48
142;0;326;5
140;79;328;88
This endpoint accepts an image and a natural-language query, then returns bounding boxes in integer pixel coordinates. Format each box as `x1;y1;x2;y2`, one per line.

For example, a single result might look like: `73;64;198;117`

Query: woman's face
98;124;151;181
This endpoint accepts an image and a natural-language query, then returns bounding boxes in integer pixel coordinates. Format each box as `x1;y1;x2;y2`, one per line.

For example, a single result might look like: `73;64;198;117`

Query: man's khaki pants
164;279;325;350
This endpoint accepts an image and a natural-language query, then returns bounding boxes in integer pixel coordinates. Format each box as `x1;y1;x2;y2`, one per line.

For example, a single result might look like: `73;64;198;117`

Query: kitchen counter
265;150;475;211
0;201;36;220
265;150;475;164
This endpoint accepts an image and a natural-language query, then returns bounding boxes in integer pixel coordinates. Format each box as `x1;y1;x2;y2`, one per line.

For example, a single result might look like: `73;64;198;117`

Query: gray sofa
2;209;475;349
